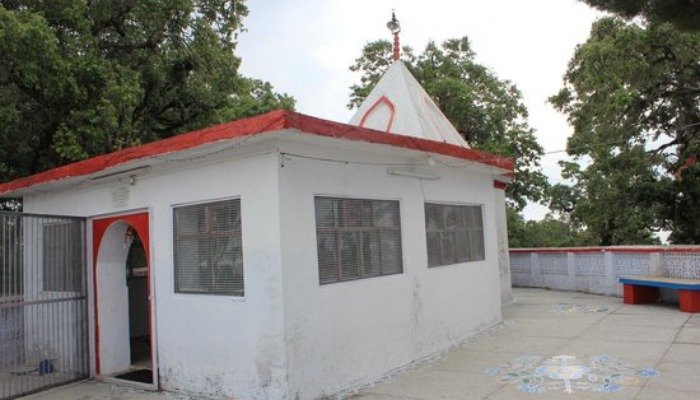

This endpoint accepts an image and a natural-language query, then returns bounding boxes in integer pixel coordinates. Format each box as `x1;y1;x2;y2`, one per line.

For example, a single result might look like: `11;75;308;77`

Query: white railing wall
509;246;700;298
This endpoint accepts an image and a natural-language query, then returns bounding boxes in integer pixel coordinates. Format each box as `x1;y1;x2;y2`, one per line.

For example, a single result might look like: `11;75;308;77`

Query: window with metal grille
315;197;403;284
173;199;244;296
425;203;485;267
43;223;82;292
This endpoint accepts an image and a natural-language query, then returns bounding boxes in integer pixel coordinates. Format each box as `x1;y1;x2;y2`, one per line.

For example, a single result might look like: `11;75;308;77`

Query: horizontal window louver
173;199;243;296
425;203;485;267
43;223;83;292
315;197;403;284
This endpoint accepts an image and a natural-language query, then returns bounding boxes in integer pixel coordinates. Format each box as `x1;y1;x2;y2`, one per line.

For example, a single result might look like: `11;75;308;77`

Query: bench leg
623;284;659;304
679;290;700;313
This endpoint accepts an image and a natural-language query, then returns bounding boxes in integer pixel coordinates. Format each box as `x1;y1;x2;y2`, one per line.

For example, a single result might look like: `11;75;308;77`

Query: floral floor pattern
557;303;610;313
485;355;658;394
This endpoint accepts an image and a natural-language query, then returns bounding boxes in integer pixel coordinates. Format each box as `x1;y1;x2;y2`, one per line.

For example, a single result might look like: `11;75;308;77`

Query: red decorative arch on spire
358;95;396;132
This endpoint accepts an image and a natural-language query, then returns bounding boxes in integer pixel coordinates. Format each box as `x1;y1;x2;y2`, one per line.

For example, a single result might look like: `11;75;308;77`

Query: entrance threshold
98;375;157;391
114;369;153;384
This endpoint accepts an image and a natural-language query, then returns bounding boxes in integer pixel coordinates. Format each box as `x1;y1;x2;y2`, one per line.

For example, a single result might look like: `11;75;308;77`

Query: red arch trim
92;213;150;266
91;212;150;376
358;95;396;132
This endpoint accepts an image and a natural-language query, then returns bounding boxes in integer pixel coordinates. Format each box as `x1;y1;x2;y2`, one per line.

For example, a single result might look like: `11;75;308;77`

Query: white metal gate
0;212;88;399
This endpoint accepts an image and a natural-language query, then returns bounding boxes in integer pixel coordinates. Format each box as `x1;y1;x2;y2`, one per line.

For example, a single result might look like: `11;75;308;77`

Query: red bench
619;276;700;313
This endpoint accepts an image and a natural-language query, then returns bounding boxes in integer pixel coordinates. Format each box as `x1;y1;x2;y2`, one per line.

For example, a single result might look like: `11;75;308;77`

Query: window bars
315;197;403;284
173;199;244;296
425;203;485;267
0;212;88;400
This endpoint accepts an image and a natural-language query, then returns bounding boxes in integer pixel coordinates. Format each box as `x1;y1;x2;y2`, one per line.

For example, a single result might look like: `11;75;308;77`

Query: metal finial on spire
387;10;401;61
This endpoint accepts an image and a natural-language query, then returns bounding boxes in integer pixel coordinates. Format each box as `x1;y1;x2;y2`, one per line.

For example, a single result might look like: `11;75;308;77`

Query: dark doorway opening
124;230;152;383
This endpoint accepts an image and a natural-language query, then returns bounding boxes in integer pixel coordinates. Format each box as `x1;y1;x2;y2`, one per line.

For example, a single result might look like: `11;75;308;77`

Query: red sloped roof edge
284;112;513;170
0;109;513;196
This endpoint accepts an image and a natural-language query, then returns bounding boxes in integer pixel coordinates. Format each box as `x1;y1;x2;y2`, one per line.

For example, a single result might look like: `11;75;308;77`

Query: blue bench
619;276;700;313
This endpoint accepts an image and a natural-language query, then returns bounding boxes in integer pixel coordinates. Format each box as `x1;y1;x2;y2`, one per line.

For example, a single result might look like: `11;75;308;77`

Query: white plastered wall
276;139;503;399
494;187;512;303
94;221;131;375
21;143;288;399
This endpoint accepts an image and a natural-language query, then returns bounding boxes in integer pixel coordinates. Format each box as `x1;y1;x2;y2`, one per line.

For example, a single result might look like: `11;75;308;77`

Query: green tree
0;0;294;186
580;0;700;31
507;208;597;248
349;38;548;210
550;17;699;244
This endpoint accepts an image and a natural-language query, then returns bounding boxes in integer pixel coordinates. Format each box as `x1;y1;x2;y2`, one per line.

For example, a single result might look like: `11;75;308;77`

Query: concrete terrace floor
19;288;700;400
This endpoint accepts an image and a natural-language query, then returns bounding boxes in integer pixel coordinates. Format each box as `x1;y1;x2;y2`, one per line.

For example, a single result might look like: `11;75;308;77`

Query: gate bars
0;212;88;399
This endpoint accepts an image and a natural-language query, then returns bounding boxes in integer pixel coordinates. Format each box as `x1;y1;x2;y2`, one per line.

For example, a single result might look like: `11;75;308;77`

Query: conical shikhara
349;60;470;148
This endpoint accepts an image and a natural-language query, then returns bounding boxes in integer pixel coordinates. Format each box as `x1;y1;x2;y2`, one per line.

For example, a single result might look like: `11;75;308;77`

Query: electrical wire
280;152;430;166
541;130;680;156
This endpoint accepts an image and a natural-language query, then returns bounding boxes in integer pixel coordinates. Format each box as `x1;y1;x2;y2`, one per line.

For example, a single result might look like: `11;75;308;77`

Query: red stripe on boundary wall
0;110;513;196
510;246;700;254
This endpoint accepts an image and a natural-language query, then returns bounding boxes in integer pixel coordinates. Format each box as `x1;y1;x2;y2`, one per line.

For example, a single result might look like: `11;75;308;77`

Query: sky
236;0;604;220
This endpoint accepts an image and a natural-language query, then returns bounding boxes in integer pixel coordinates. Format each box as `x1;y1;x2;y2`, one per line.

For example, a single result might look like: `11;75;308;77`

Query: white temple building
0;14;513;400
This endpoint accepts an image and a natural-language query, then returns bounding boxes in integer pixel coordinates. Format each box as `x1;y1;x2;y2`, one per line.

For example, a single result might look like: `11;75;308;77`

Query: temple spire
387;10;401;61
349;10;469;147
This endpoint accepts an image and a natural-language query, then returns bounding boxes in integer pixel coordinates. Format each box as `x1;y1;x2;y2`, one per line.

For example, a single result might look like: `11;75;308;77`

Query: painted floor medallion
484;355;658;394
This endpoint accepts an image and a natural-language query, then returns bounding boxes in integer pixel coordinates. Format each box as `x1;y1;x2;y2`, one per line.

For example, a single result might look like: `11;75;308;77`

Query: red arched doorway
92;212;155;386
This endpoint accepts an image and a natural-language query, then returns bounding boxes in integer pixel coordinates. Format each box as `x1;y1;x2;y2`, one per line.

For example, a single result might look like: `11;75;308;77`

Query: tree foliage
580;0;700;31
550;17;699;244
349;38;547;210
507;208;598;248
0;0;294;185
